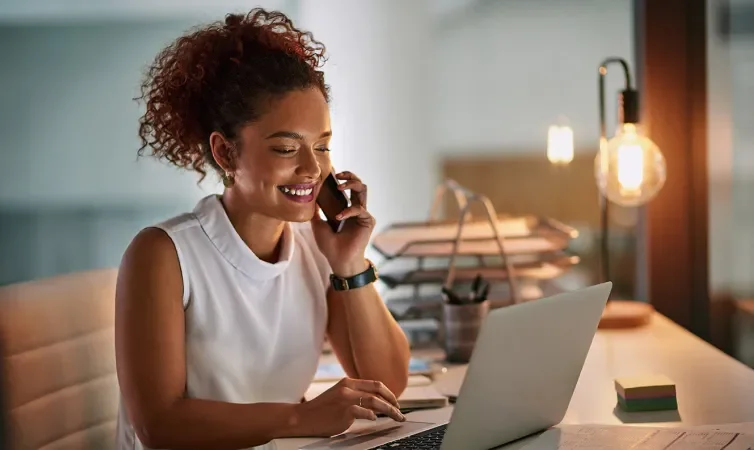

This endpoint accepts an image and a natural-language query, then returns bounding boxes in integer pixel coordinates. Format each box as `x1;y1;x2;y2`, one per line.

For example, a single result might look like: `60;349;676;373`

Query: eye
272;148;296;155
316;147;331;153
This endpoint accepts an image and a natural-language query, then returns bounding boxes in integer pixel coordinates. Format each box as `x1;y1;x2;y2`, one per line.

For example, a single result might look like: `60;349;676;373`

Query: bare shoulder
123;226;178;265
116;227;184;310
121;227;180;277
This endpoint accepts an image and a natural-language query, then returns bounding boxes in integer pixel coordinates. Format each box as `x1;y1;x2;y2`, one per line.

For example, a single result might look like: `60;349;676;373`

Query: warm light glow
594;123;666;207
617;144;644;195
547;125;574;164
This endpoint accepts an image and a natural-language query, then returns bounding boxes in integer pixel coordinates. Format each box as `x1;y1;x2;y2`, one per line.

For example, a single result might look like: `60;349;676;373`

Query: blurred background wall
0;0;753;312
0;0;635;285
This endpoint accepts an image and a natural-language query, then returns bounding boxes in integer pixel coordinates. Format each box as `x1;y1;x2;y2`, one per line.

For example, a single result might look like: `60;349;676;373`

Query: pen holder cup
441;299;490;364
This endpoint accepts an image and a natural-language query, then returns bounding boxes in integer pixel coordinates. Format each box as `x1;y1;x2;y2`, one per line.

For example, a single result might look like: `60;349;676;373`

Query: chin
270;186;320;223
278;204;317;223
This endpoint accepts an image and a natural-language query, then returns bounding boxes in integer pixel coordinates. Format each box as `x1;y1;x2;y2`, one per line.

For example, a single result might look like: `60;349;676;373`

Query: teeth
280;186;313;196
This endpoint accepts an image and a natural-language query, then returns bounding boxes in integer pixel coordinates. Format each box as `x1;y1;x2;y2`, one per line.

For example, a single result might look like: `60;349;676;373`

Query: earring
222;171;235;187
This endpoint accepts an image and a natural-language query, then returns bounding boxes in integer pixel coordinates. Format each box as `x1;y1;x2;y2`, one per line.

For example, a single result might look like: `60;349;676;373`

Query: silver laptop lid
441;282;613;450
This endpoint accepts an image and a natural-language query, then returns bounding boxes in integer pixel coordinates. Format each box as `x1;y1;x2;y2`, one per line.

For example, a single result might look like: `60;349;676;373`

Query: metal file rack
371;179;580;335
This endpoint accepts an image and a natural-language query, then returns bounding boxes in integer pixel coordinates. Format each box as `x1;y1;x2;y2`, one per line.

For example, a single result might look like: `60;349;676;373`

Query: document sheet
522;424;754;450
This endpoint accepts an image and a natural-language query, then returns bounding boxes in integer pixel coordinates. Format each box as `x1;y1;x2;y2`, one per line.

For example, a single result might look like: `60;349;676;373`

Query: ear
209;131;236;173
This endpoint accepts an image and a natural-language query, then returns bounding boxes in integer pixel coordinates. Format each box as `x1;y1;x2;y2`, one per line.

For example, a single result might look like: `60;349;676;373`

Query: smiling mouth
277;183;317;203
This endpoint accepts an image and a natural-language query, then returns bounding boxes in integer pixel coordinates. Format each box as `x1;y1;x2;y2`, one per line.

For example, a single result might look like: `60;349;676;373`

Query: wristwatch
330;260;379;291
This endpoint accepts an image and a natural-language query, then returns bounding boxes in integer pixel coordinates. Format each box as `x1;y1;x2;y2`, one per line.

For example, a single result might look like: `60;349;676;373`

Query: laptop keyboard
367;423;447;449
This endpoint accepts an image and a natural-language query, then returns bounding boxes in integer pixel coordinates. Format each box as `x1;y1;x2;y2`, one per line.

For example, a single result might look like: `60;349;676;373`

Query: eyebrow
265;131;332;140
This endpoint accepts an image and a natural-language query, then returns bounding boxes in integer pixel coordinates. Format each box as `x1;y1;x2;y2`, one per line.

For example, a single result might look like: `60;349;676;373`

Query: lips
277;183;317;204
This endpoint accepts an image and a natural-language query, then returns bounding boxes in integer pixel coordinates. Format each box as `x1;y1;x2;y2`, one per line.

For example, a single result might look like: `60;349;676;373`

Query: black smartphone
316;170;350;233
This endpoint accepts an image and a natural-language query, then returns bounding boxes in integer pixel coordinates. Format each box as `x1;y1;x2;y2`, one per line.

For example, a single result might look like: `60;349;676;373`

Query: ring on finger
359;396;363;407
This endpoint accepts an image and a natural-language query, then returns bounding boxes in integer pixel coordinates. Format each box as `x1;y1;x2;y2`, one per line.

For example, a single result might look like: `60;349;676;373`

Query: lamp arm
597;57;633;288
599;57;634;143
599;57;633;89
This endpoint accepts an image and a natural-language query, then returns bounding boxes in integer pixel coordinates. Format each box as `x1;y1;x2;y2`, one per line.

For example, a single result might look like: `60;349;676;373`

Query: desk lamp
549;57;666;328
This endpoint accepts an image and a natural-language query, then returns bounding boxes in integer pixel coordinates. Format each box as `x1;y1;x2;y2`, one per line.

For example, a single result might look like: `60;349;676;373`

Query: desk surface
274;313;754;449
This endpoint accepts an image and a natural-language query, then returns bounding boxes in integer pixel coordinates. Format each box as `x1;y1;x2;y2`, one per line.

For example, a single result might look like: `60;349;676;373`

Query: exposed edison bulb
594;123;666;206
547;125;574;165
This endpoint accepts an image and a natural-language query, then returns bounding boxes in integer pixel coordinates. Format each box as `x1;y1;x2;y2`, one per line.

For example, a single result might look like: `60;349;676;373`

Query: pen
468;274;483;303
477;281;490;303
442;286;462;305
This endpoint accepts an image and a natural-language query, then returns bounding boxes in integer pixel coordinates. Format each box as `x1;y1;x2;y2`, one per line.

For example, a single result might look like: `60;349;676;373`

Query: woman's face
219;87;332;223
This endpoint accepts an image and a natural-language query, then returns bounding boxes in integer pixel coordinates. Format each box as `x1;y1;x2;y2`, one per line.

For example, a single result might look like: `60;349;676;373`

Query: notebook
304;375;449;411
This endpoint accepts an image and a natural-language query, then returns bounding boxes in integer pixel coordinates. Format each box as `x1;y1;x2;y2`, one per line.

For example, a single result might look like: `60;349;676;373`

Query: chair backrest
0;269;119;450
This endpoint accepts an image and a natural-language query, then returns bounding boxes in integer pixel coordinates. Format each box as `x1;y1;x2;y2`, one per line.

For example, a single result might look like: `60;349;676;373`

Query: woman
115;8;410;450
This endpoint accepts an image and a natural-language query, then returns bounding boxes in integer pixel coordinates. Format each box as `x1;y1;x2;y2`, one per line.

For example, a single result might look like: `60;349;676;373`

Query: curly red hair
136;8;329;180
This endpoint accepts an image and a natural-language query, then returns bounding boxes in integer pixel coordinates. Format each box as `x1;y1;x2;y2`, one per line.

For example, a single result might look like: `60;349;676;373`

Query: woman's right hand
292;377;406;437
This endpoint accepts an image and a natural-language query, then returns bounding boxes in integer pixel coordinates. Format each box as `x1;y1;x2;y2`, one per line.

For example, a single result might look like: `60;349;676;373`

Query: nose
295;147;322;181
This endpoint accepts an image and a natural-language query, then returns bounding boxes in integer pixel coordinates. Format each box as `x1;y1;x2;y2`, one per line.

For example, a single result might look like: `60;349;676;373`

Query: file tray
379;252;580;289
387;285;545;322
371;215;578;259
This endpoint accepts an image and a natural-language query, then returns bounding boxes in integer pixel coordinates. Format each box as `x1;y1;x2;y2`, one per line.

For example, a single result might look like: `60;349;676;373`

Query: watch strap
330;261;378;291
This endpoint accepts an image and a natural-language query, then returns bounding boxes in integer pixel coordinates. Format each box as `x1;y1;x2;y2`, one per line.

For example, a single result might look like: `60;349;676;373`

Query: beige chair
0;269;120;450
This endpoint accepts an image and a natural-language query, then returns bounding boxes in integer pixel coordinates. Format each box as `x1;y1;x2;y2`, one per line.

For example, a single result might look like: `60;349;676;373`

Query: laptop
304;282;612;450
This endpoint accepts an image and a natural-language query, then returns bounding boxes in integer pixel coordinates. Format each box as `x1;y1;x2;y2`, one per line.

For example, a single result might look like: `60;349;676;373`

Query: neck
220;190;285;264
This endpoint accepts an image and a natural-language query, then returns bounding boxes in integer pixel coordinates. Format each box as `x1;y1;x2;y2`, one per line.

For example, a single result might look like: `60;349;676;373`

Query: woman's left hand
311;171;375;277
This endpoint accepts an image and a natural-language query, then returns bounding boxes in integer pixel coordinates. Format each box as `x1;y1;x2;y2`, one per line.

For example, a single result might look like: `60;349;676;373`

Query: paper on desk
314;359;433;381
304;375;446;409
698;422;754;435
305;375;432;399
521;424;754;450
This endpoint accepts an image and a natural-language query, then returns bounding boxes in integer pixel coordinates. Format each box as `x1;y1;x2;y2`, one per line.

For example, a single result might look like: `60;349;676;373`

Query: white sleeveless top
116;194;331;450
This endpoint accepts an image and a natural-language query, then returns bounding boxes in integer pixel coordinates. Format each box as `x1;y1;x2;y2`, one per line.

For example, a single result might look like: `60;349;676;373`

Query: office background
0;0;752;358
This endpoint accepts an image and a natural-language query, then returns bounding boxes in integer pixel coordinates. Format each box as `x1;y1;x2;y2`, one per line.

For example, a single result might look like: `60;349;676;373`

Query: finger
337;179;365;193
338;180;367;208
335;171;361;182
335;205;370;221
346;379;400;409
348;405;377;421
361;395;405;422
341;379;396;409
336;179;366;210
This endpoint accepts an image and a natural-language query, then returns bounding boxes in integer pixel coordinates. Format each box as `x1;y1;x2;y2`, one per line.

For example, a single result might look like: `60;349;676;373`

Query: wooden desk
274;313;754;449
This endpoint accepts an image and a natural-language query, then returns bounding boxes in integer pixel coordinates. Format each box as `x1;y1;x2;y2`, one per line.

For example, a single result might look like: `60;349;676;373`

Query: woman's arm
325;260;411;398
115;228;301;449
